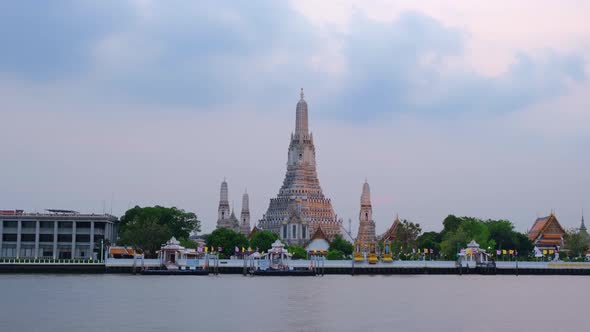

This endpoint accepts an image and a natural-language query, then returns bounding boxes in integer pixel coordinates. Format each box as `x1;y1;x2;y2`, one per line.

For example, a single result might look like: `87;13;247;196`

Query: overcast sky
1;1;589;235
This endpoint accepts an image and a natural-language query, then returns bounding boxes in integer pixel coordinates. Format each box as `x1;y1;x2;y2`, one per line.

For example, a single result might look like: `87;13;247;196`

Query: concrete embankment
3;260;590;275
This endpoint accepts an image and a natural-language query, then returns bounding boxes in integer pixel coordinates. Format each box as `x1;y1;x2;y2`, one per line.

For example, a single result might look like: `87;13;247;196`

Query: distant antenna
110;193;114;215
102;200;106;214
348;218;352;235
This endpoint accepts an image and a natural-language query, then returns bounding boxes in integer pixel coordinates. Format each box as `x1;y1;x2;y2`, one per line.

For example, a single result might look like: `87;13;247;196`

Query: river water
0;274;585;332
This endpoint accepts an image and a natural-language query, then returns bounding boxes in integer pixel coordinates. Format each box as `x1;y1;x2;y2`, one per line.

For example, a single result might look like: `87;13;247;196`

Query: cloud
0;1;588;234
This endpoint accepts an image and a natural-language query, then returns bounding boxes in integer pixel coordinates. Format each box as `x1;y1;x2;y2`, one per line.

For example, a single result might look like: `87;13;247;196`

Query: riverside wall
2;260;590;275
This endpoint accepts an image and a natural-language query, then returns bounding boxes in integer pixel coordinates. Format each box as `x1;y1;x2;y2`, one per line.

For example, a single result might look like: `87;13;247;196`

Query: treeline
116;206;587;260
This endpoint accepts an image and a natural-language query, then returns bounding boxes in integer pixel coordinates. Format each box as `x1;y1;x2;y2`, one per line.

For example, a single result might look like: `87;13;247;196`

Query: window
59;222;72;229
77;235;90;242
4;221;17;228
40;221;53;229
283;226;288;239
292;225;297;239
2;234;17;242
21;234;35;242
22;221;35;228
302;226;306;239
77;222;90;229
58;234;72;242
39;234;53;242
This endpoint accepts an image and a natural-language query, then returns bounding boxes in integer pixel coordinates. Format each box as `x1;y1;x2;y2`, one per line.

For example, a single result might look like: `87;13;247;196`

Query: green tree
439;218;495;258
394;219;422;249
288;245;307;259
120;206;200;240
179;238;197;249
416;231;441;252
442;215;462;236
249;230;279;252
118;217;172;257
329;235;353;257
564;229;589;258
206;228;249;258
326;249;344;260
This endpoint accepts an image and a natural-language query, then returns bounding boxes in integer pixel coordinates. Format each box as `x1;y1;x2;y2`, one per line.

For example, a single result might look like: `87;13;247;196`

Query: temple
258;89;342;244
527;212;566;251
355;181;376;253
216;179;250;236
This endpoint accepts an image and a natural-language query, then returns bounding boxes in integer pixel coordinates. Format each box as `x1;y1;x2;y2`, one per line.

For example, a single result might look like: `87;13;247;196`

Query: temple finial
300;88;304;99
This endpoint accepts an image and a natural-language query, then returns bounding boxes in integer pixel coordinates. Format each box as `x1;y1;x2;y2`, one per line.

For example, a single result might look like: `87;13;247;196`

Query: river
0;274;585;331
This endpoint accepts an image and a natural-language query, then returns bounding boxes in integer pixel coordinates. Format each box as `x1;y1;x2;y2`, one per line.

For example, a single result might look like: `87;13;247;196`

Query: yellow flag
509;250;514;255
423;248;428;254
242;247;245;253
204;246;208;253
543;250;548;255
211;246;214;252
549;250;554;254
502;250;507;255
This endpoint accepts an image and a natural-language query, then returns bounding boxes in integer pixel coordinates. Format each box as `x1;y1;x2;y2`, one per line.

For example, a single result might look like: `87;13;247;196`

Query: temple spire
581;209;587;232
295;88;309;136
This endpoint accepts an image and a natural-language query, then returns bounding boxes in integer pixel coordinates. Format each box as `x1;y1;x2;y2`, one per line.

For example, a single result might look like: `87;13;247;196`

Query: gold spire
300;88;304;99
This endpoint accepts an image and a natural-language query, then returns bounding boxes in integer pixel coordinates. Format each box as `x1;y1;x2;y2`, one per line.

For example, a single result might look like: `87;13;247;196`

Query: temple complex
527;212;566;251
258;89;342;243
216;179;250;235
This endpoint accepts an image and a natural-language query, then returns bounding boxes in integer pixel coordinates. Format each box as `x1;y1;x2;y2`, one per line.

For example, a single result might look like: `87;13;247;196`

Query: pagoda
258;89;342;242
355;181;377;253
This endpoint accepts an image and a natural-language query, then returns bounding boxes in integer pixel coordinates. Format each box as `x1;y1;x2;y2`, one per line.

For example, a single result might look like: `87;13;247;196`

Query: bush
326;250;344;260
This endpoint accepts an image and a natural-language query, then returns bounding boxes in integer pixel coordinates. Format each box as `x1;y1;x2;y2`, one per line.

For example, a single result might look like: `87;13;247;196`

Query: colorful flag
429;249;433;254
423;248;428;254
210;246;214;252
412;248;416;254
549;250;554;254
242;247;245;253
509;250;514;255
496;250;501;255
235;246;239;253
218;246;222;252
502;249;507;255
197;246;203;253
543;250;548;255
204;246;208;253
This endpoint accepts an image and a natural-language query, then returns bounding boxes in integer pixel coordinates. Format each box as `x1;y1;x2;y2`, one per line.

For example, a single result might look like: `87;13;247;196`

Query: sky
1;0;589;235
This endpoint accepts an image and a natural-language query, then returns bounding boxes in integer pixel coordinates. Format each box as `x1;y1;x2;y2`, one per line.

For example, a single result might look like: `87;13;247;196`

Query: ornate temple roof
528;213;566;242
380;216;401;241
311;226;329;241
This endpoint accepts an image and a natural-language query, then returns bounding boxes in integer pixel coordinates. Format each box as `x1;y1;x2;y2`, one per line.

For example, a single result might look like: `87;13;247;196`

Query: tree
564;229;589;258
329;235;353;257
326;250;344;260
249;230;278;252
288;245;307;260
118;217;171;257
394;219;422;249
439;218;495;259
206;228;249;258
120;206;200;240
442;215;462;236
416;231;441;253
179;238;197;249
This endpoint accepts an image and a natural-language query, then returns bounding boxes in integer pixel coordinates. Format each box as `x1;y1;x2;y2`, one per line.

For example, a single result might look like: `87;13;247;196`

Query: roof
109;247;135;256
248;226;259;238
380;217;401;241
310;226;329;241
528;214;566;242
